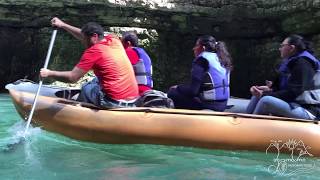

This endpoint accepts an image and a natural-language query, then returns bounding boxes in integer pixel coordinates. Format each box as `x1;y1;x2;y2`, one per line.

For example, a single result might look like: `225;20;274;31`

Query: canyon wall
1;0;320;97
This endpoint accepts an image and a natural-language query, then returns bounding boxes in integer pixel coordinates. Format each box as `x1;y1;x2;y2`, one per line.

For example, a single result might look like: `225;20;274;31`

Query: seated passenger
40;17;139;108
246;34;320;120
167;35;233;111
121;31;153;95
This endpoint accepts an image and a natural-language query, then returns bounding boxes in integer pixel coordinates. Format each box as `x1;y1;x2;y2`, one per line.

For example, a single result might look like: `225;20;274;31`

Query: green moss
1;0;320;97
282;12;320;34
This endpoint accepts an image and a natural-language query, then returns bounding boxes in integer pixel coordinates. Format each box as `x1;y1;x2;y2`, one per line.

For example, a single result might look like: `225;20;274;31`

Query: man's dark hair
81;22;104;39
122;31;139;47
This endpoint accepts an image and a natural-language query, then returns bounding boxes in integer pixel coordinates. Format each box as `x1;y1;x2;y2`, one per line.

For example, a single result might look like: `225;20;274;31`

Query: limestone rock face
1;0;319;97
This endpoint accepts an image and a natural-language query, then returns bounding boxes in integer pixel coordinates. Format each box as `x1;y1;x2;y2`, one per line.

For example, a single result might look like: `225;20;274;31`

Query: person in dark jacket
246;34;320;119
167;35;233;111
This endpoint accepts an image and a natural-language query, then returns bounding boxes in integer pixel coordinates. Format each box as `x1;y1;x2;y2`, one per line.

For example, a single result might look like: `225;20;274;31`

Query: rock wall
1;0;320;97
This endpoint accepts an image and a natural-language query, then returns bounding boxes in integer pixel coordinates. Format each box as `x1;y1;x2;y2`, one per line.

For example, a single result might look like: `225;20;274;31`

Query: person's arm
177;57;209;97
51;17;83;41
264;58;315;101
40;66;86;83
249;86;263;97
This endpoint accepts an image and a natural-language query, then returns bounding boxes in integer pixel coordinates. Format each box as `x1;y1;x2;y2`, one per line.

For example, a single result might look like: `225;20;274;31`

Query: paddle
2;29;58;153
23;29;58;136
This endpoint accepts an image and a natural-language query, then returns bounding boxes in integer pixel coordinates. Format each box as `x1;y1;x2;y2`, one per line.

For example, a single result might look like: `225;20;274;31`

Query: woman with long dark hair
246;34;320;119
168;35;232;111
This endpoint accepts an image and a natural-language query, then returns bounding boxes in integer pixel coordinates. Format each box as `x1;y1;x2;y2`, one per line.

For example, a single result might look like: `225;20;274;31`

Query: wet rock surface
1;0;319;97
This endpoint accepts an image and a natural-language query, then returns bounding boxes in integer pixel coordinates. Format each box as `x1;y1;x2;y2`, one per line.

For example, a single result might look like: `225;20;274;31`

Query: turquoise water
1;93;320;180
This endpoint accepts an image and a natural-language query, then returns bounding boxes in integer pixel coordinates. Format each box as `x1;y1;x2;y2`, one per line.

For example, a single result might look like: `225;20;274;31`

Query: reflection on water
0;93;319;180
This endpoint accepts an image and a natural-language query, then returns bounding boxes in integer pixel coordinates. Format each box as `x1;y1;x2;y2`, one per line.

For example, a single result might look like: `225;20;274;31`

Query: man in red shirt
121;31;153;95
40;17;139;108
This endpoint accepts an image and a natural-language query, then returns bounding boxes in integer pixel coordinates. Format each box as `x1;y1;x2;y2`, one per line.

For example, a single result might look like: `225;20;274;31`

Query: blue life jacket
198;52;230;101
279;51;320;90
132;47;153;88
279;51;320;105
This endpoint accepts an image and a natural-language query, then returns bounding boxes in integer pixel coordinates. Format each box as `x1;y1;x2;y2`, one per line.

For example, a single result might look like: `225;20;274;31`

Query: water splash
1;121;41;153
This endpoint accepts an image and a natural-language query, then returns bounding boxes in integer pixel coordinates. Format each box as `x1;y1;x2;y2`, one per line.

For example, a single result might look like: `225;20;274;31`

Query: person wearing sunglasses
246;34;320;120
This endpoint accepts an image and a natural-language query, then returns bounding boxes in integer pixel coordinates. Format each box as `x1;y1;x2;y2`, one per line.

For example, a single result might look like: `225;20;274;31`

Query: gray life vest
132;47;153;88
198;52;230;101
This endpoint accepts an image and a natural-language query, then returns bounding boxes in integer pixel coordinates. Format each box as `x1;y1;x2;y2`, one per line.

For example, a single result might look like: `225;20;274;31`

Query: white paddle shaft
24;29;58;136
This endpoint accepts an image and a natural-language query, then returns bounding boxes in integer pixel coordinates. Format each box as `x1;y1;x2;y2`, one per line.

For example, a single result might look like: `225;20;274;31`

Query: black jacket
265;56;320;117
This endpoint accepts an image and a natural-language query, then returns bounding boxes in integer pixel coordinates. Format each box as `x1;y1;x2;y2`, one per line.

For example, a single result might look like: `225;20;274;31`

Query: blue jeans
77;78;101;106
77;78;135;108
246;96;313;119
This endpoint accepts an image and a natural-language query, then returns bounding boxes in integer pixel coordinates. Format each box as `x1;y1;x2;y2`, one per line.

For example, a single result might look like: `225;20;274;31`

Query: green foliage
228;38;281;98
282;12;320;34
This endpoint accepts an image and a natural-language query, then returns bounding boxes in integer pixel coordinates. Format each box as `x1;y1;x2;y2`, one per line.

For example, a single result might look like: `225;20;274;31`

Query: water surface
1;94;319;180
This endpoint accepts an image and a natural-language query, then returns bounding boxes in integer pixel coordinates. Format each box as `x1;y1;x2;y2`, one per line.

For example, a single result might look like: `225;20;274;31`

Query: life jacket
279;51;319;90
132;47;153;88
279;51;320;105
198;52;230;101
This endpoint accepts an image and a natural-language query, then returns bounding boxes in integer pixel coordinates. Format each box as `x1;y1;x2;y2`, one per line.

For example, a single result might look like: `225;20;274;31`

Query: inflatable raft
5;80;320;156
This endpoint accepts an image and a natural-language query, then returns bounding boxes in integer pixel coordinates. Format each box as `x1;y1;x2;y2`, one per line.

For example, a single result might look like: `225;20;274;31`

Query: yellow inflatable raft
5;81;320;156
